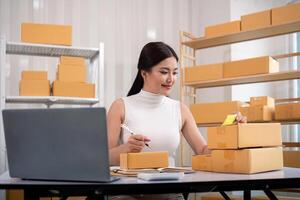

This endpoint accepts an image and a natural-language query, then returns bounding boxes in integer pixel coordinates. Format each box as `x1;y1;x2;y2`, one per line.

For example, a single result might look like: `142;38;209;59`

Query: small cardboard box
205;20;241;38
241;10;271;31
272;3;300;26
207;123;281;149
60;56;85;66
275;102;300;120
283;150;300;168
240;105;274;122
201;194;242;200
223;56;279;78
120;151;169;169
190;101;242;124
52;81;95;98
184;63;223;83
21;71;47;80
57;64;86;82
19;80;50;96
21;23;72;46
212;147;283;174
192;154;212;171
250;96;275;107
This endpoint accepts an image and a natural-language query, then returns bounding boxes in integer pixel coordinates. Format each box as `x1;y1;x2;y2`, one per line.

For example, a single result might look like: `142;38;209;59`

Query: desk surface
1;167;300;195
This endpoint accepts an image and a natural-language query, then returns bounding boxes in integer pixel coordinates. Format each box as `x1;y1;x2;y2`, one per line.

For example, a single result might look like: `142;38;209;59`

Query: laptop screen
2;107;114;182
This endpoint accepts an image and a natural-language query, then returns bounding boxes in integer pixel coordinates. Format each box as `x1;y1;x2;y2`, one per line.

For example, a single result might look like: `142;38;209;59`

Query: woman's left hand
235;112;247;123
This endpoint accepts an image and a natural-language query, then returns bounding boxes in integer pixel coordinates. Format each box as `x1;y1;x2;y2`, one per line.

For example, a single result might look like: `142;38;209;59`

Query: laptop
2;107;119;182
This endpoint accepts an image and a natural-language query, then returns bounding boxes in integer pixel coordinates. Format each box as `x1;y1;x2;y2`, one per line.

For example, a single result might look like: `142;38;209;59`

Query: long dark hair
127;42;178;96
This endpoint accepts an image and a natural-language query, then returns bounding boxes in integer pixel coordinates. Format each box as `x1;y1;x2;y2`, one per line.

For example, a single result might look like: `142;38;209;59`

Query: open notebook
110;166;195;177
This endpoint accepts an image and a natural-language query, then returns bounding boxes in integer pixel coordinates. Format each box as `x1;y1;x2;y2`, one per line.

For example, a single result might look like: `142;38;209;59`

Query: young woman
107;42;246;200
108;42;246;167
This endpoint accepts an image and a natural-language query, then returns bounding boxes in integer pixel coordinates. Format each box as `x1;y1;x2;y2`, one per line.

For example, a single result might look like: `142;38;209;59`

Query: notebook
2;107;119;182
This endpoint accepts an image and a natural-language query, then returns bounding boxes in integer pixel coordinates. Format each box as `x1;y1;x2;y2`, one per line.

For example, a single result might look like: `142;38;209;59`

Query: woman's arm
107;99;150;165
180;103;211;155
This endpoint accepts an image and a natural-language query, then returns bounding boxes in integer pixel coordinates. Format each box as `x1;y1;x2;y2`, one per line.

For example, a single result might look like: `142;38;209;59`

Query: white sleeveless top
121;90;182;166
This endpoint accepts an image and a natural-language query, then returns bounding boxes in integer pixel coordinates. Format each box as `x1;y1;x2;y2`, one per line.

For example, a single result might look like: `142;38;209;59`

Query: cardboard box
120;151;169;169
205;20;241;38
201;194;242;200
223;56;279;78
240;105;274;122
60;56;85;66
190;101;242;124
21;23;72;46
57;64;86;82
184;63;223;83
192;154;212;171
21;71;47;80
283;150;300;168
272;3;300;26
241;10;271;31
19;80;50;96
207;123;281;150
250;96;275;107
212;147;283;174
275;102;300;120
52;81;95;98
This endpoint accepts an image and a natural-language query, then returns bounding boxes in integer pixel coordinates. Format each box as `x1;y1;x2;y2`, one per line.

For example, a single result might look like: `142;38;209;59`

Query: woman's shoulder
109;98;125;111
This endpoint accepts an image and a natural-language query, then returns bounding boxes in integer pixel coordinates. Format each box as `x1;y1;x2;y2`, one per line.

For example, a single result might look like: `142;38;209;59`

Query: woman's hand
124;135;151;153
235;112;247;123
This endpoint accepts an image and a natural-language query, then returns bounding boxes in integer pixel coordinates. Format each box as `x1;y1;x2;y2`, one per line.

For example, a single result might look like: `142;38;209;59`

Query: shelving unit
0;38;105;173
179;20;300;166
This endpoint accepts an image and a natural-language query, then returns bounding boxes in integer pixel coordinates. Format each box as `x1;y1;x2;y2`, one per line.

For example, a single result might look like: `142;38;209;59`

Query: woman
108;41;246;166
107;42;245;200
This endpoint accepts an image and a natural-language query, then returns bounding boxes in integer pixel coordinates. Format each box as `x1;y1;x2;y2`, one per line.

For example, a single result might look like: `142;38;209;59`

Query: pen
120;124;151;149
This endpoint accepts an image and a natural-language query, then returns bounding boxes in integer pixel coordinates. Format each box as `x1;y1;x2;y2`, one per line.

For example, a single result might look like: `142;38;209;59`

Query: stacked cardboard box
275;102;300;121
240;96;275;122
190;101;243;124
203;3;300;38
53;56;95;98
21;23;72;46
193;123;283;174
19;71;50;96
184;56;279;84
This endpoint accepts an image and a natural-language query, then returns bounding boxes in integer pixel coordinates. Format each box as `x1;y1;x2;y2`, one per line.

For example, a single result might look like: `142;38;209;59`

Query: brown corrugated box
184;63;223;83
192;154;212;171
212;147;283;174
240;105;274;122
250;96;275;107
60;56;85;66
241;10;271;31
223;56;279;78
21;71;47;80
19;80;50;96
120;151;169;169
201;194;242;200
52;80;95;98
207;123;281;150
57;64;86;82
21;23;72;46
272;3;300;26
190;101;242;124
283;150;300;168
205;20;241;38
275;102;300;120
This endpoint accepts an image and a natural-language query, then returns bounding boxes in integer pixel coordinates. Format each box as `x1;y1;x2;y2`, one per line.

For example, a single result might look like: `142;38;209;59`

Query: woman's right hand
124;135;151;153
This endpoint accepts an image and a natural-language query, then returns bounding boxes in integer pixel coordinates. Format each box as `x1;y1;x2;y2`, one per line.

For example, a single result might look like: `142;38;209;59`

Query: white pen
120;124;151;148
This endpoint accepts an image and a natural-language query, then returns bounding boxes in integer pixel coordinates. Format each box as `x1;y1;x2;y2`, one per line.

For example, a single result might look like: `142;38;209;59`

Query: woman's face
142;57;178;96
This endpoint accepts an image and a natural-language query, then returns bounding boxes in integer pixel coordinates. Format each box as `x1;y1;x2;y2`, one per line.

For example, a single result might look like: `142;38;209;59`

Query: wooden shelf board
185;70;300;89
182;21;300;49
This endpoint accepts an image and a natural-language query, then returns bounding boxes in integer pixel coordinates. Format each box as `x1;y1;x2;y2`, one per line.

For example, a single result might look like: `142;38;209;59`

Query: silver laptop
2;107;119;182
